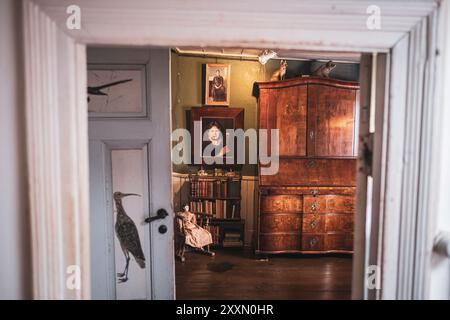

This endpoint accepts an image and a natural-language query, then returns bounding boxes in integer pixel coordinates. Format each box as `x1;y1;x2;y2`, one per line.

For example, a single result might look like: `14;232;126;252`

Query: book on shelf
191;199;239;219
189;200;215;215
190;176;240;199
222;231;243;247
224;232;241;239
222;240;243;247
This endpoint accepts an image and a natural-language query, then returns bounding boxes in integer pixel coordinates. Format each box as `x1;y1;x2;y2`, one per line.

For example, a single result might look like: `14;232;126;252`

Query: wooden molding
25;0;439;300
24;0;90;299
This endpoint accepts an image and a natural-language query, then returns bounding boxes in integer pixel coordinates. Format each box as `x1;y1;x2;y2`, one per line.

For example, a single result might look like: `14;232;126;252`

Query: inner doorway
171;47;367;300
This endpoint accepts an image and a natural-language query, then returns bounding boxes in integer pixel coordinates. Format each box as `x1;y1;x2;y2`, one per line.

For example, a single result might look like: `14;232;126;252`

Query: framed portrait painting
204;64;231;106
190;107;244;165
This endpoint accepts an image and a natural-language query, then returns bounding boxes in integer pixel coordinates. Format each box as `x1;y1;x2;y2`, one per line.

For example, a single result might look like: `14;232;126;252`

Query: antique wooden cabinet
255;77;359;255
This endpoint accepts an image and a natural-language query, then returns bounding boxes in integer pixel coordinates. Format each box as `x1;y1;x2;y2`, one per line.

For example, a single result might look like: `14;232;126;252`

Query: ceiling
175;47;361;63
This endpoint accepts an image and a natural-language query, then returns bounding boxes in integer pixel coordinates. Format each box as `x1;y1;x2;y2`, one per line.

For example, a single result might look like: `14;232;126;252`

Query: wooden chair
175;212;215;262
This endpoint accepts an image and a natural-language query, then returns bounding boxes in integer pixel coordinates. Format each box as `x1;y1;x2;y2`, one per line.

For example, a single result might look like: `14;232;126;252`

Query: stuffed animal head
325;60;336;70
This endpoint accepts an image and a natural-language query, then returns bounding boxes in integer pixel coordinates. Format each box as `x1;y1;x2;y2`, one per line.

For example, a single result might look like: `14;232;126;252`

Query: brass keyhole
306;160;316;168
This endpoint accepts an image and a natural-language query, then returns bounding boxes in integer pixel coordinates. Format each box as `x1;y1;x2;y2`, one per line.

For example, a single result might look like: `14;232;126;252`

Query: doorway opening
87;45;370;300
22;0;437;300
172;47;362;300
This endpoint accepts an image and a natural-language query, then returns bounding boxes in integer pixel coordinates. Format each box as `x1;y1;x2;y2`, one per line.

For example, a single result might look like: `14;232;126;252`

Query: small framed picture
204;64;231;106
87;64;147;118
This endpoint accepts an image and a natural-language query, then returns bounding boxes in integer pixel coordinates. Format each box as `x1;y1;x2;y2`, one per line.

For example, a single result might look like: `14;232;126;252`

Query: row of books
189;200;240;219
190;179;241;198
222;232;243;248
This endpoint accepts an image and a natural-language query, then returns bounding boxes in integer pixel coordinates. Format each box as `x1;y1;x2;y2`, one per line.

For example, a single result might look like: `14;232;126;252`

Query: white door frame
23;0;439;299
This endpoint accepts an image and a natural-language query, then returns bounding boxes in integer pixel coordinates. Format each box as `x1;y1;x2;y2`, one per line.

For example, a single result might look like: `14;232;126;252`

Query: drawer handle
310;203;318;211
310;220;317;229
309;131;314;140
310;189;319;196
306;160;316;168
309;238;317;248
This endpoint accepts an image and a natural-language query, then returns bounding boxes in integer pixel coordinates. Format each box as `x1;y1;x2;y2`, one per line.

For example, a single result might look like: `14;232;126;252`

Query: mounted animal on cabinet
312;60;336;78
270;60;288;81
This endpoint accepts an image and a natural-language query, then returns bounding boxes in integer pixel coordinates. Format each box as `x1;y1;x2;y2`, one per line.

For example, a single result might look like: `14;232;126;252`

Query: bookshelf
189;173;245;248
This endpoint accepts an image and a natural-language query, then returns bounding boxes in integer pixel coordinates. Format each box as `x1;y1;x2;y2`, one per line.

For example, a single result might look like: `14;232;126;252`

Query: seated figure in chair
175;203;215;262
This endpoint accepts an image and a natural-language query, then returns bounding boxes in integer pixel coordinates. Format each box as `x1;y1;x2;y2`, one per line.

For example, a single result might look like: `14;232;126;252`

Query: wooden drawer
260;234;300;252
260;158;356;186
325;214;354;232
325;233;353;251
303;195;355;214
266;186;356;196
302;214;325;233
301;234;324;251
260;214;301;233
260;195;302;213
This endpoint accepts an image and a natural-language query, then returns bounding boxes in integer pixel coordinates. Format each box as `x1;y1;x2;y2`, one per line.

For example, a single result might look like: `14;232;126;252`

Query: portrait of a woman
190;107;244;166
204;64;231;106
203;120;230;158
210;70;226;102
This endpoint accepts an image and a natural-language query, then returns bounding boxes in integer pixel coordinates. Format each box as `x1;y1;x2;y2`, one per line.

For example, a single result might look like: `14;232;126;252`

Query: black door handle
145;209;168;223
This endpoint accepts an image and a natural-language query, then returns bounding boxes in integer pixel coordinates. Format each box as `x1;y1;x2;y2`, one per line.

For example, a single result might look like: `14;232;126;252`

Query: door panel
88;48;173;300
308;84;357;157
275;86;307;156
111;149;149;300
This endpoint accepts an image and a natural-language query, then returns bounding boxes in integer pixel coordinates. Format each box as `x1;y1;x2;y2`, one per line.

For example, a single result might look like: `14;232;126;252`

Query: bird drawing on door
113;191;146;283
87;78;132;103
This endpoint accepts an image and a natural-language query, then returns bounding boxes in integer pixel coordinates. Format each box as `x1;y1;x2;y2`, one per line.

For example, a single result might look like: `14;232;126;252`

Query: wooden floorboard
176;248;352;300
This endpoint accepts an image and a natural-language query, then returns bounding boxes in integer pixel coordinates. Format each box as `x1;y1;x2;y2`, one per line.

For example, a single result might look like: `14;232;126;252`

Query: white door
88;48;174;300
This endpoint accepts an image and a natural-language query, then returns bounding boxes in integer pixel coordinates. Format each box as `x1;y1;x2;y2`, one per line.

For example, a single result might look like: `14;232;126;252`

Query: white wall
429;0;450;300
0;0;32;299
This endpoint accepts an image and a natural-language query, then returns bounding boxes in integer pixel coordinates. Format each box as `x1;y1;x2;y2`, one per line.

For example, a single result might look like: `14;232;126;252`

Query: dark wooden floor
176;248;352;300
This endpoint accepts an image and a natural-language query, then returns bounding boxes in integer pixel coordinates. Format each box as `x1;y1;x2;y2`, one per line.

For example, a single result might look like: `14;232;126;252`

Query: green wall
171;51;359;176
171;53;268;176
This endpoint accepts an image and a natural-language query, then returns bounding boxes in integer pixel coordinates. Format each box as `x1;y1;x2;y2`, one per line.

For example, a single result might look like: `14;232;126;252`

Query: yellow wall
171;53;270;175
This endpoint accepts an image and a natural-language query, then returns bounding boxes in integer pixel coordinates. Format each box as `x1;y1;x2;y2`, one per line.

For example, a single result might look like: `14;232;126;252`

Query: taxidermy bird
312;60;336;78
113;191;146;283
87;78;132;102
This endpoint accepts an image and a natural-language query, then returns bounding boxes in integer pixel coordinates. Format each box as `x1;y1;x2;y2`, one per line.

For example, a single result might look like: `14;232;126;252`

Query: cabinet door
261;85;307;157
307;84;358;157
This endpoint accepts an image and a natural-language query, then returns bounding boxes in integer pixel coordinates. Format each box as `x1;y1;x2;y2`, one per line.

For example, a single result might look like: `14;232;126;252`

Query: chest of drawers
255;77;359;255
